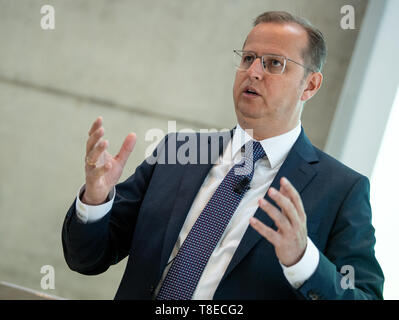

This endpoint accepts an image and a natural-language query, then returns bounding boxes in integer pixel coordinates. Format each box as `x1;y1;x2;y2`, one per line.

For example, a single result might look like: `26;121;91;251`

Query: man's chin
235;104;265;120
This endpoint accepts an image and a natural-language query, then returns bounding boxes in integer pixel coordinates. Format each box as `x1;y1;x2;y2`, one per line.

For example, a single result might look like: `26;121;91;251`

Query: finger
86;139;108;166
249;217;281;246
89;160;112;178
268;187;299;228
86;126;104;154
258;198;290;232
88;116;103;136
114;132;137;167
280;177;306;221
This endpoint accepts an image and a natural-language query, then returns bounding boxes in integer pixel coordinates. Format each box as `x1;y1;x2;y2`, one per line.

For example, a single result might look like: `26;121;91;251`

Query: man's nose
247;58;264;80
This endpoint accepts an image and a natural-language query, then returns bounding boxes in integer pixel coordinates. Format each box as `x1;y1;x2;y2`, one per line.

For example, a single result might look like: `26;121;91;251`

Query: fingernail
269;187;276;195
282;177;289;185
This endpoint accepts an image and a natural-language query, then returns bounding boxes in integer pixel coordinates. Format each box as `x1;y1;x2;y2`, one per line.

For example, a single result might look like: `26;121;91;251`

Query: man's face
233;22;311;132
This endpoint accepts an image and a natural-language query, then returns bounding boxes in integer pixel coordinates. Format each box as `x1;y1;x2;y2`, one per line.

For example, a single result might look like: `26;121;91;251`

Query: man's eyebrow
243;49;286;57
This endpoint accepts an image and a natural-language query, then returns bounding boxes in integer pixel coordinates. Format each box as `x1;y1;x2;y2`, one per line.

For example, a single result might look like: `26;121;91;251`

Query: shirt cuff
75;185;115;224
279;237;320;289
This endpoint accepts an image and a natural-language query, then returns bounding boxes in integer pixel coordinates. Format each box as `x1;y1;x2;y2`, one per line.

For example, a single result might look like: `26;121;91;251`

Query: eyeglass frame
233;49;316;75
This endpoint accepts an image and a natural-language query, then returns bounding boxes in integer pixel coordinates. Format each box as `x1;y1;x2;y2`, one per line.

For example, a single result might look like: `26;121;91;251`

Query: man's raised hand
82;116;136;205
249;177;308;267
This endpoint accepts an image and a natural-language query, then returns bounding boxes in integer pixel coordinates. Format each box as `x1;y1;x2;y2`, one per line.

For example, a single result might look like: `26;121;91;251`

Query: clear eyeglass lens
235;51;286;75
263;56;285;74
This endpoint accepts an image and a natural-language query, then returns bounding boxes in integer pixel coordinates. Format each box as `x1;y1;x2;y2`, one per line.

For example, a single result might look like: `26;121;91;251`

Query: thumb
114;132;137;167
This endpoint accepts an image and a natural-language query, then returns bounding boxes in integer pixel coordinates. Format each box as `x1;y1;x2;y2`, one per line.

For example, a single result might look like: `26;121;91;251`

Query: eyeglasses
233;50;315;75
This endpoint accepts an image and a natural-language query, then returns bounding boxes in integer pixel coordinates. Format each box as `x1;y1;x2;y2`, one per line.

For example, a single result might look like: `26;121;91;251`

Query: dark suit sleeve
61;136;167;276
297;176;384;300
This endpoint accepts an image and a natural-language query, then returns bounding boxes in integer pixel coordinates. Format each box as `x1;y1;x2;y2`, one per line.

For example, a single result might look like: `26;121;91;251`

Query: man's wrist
280;237;320;289
75;185;115;223
81;190;108;206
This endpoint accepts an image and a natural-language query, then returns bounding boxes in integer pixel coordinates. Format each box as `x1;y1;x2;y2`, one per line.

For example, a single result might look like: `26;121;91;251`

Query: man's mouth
243;87;260;97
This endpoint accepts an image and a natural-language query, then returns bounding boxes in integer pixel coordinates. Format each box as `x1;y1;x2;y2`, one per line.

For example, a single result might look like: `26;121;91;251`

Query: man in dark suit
62;11;384;300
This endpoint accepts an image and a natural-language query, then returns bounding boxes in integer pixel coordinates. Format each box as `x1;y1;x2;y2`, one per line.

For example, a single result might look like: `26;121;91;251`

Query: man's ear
300;72;323;102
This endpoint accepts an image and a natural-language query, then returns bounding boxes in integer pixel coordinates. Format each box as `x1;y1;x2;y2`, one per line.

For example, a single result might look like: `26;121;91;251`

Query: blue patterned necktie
156;140;266;300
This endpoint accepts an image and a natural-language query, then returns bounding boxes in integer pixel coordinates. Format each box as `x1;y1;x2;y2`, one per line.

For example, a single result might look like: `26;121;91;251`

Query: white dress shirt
75;122;319;299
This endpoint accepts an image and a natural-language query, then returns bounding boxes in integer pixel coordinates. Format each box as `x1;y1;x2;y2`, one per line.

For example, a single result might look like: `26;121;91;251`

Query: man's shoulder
311;144;368;183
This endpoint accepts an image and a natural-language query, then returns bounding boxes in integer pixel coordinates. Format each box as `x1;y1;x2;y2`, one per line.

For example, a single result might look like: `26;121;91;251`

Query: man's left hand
249;177;308;267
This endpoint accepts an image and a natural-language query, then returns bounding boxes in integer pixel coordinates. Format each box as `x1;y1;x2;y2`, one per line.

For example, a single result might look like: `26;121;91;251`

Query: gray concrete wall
0;0;368;299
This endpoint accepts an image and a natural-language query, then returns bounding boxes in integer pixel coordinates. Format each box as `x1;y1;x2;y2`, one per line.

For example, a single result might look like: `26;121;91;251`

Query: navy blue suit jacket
62;128;384;300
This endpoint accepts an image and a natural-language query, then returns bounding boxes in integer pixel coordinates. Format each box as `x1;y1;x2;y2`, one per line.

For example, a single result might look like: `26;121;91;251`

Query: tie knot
244;141;266;164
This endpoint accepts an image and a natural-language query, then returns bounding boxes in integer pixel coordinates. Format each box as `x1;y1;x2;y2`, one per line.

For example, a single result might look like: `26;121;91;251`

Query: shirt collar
231;122;302;169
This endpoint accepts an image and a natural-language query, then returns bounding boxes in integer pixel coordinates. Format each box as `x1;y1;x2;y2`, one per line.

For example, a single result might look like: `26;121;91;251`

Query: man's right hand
82;116;137;205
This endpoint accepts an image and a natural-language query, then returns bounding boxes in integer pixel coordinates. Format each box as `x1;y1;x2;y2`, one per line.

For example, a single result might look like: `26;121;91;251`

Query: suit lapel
221;128;319;282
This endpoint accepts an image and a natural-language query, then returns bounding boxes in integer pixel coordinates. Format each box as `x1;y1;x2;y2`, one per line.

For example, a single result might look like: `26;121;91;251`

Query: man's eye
243;55;254;63
271;59;282;66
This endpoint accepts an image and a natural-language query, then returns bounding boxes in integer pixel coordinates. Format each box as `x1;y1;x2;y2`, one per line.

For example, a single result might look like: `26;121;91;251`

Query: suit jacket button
308;290;319;300
149;285;155;294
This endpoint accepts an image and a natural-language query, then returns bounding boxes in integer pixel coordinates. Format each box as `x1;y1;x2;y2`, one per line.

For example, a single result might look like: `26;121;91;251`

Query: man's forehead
243;22;308;59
